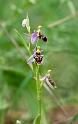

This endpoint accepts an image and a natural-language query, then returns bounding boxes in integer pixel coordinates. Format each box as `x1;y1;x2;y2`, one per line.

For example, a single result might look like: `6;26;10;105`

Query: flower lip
46;77;54;89
46;76;56;89
40;71;57;89
37;32;48;43
22;19;27;27
33;54;44;64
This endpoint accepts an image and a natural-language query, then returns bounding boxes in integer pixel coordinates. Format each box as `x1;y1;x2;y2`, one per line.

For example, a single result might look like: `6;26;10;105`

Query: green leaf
33;114;41;124
26;13;31;33
70;113;78;124
3;66;26;86
14;70;32;98
24;89;38;117
14;29;29;51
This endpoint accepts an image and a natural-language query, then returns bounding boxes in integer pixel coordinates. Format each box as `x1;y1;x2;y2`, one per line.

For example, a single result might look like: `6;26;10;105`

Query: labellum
33;50;44;64
37;32;48;43
48;77;56;87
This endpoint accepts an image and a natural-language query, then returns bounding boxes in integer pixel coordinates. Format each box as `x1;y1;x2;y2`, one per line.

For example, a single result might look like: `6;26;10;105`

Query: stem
36;65;41;117
33;64;42;124
38;99;41;115
37;65;41;100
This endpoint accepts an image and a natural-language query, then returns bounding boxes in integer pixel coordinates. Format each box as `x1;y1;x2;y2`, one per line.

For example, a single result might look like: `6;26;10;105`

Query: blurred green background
0;0;78;124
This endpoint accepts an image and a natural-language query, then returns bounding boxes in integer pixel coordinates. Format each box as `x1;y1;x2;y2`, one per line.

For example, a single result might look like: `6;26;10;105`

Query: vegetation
0;0;78;124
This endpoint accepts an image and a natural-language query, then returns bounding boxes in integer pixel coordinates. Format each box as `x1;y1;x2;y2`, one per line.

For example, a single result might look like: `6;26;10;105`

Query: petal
27;54;35;64
46;78;54;89
24;33;30;42
24;30;38;44
27;54;34;62
31;30;37;44
22;19;27;27
40;76;46;82
40;50;43;53
27;58;35;64
41;60;44;65
33;47;36;54
33;47;43;54
24;33;29;37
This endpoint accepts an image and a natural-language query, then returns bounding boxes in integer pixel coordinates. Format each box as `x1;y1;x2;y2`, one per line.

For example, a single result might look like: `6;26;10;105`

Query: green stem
33;64;42;124
37;65;41;100
38;98;41;115
37;65;41;117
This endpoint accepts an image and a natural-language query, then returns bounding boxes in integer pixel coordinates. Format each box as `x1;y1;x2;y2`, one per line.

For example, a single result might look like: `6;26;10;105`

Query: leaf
0;85;9;110
14;70;32;98
24;89;38;117
26;13;31;33
33;114;41;124
3;66;26;86
70;113;78;124
14;29;29;51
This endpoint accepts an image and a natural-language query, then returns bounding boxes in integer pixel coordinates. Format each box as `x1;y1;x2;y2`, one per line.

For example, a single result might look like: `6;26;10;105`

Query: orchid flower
27;46;44;65
40;70;57;89
23;24;42;44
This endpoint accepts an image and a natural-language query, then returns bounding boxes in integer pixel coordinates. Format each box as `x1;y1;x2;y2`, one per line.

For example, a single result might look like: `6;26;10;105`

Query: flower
24;30;38;44
22;19;27;27
27;46;44;65
37;25;49;43
40;70;57;89
24;25;48;44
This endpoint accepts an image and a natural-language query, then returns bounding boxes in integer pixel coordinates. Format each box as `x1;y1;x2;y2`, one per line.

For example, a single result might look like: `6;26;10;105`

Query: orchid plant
15;13;57;124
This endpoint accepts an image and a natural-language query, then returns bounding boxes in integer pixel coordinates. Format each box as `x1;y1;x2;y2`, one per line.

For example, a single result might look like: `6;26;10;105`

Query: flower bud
22;19;27;27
